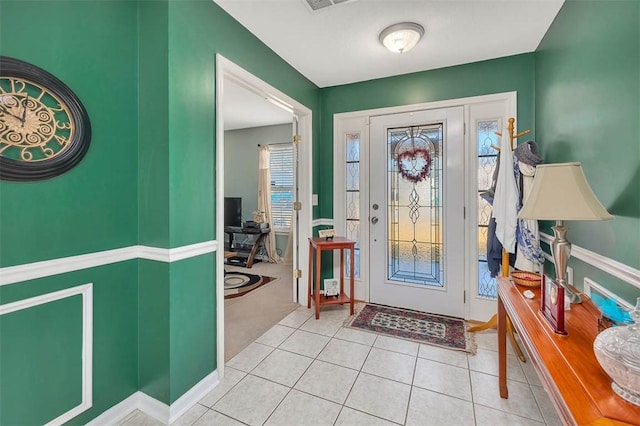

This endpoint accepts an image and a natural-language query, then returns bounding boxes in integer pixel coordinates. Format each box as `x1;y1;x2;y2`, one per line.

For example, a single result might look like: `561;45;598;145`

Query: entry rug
224;272;277;299
347;304;476;354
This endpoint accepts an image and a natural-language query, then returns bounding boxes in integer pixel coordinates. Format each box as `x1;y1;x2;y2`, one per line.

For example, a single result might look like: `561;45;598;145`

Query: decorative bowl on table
593;297;640;407
511;271;541;288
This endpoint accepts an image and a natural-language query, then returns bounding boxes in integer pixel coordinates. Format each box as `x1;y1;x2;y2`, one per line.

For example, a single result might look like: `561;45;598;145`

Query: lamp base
551;221;582;304
564;287;582;304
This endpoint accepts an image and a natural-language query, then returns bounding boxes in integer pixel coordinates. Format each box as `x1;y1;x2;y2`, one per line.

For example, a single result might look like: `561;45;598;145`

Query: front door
369;107;465;318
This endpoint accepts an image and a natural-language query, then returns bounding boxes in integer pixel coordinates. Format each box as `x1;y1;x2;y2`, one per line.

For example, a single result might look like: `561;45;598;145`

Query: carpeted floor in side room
224;261;299;362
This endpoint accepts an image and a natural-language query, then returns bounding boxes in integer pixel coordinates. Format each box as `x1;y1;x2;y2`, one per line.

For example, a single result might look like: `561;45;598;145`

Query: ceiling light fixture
379;22;425;54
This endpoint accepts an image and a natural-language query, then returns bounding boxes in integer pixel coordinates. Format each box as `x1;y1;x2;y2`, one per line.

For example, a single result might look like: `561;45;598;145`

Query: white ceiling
219;0;564;130
223;78;293;131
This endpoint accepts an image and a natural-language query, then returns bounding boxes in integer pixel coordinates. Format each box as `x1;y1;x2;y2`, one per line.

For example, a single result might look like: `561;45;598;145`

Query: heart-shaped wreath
396;148;432;183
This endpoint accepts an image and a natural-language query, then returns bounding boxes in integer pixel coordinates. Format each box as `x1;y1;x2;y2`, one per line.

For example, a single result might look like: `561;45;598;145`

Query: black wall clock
0;56;91;181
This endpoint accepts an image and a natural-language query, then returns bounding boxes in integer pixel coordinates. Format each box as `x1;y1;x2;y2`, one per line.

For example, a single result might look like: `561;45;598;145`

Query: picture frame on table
540;274;568;335
323;278;340;297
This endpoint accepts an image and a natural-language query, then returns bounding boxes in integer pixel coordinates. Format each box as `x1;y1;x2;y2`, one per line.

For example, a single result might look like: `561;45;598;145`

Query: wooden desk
225;226;270;268
307;237;355;320
497;276;640;425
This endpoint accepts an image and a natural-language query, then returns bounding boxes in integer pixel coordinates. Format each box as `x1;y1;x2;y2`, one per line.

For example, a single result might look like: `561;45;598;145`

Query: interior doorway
215;55;313;375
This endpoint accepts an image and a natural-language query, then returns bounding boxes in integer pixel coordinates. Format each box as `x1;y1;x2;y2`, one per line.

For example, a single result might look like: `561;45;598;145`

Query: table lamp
518;162;613;303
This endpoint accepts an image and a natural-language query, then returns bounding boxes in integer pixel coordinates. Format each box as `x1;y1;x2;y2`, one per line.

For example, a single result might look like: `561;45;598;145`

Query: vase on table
594;297;640;406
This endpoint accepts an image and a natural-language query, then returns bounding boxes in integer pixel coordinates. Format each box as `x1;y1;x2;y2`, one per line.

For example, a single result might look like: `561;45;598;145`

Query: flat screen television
224;197;242;227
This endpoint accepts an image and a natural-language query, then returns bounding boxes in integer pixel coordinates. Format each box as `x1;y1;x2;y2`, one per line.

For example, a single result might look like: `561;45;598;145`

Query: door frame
333;91;516;320
215;55;313;376
368;107;465;318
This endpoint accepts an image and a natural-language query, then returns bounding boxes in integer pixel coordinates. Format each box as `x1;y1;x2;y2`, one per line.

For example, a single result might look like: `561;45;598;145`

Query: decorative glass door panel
477;120;499;298
345;133;360;278
387;124;443;286
369;107;464;318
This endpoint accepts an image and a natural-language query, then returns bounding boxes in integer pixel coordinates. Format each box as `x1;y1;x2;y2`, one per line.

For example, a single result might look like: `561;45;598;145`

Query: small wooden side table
307;237;355;320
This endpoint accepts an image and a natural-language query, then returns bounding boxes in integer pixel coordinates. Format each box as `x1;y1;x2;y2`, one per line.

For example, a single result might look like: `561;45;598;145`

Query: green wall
0;0;320;421
163;0;318;402
0;0;141;423
2;0;636;422
0;0;139;267
0;262;138;425
535;0;640;300
318;53;536;218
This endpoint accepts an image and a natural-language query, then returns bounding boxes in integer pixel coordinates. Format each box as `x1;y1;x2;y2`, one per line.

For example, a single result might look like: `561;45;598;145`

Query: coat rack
495;118;531;276
468;117;530;363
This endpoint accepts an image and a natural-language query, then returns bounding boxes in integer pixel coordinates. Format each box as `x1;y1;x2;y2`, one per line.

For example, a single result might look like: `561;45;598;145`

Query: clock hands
21;95;29;127
0;104;23;121
0;95;29;125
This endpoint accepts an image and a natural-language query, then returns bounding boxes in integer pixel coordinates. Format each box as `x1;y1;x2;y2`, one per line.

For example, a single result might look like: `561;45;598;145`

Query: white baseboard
87;369;219;425
86;393;144;426
169;370;220;423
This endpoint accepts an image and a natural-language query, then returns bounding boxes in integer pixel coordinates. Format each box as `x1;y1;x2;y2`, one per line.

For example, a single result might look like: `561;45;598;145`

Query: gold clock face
0;78;75;162
0;56;91;181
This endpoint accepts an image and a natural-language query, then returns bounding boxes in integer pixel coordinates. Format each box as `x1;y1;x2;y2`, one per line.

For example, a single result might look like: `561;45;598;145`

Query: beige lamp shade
519;162;613;221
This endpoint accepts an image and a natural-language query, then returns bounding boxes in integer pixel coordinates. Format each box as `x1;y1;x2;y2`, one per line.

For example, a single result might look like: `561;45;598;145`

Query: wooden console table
307;237;355;320
497;276;640;425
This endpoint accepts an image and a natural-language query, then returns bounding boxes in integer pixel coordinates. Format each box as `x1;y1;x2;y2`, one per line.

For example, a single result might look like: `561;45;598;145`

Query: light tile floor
119;305;562;426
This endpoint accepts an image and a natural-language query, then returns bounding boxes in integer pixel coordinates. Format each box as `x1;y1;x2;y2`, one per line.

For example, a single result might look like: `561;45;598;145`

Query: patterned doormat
224;272;277;299
347;304;476;353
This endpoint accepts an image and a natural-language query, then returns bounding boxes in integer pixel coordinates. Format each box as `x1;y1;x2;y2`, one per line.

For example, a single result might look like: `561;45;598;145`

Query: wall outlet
312;194;318;206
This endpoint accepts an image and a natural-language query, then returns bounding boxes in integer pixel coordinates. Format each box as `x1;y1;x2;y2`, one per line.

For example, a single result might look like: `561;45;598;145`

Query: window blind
269;144;294;229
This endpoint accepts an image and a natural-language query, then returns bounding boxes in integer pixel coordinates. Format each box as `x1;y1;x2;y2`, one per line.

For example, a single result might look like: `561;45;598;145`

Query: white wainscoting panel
0;284;93;426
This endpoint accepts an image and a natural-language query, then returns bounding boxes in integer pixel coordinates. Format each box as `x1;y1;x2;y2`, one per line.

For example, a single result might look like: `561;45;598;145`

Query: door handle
371;217;379;224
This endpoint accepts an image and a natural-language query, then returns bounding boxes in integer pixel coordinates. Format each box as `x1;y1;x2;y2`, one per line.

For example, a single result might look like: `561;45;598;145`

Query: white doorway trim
215;55;313;377
333;91;516;320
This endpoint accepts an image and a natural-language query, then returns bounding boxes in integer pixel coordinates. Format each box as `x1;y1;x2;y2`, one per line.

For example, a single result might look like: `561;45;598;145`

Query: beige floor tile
468;348;527;383
279;329;330;358
199;367;246;407
373;335;420;356
361;347;416;384
119;410;164;426
255;324;296;347
170;404;208;426
299;316;344;337
474;404;545;426
317;338;371;370
418;343;469;368
531;385;563;426
251;348;313;387
213;375;289;426
520;357;543;387
334;407;399;425
334;327;378;346
192;410;245;426
264;389;341;426
345;373;411;424
225;342;274;373
294;359;359;404
278;307;314;329
413;357;472;401
470;370;544;422
405;387;475;426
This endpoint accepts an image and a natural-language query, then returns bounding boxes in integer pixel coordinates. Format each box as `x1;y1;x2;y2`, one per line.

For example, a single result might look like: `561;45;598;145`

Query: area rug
347;303;476;354
224;272;277;299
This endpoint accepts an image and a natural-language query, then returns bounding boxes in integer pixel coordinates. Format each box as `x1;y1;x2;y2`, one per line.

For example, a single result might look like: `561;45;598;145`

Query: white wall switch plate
312;194;318;206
